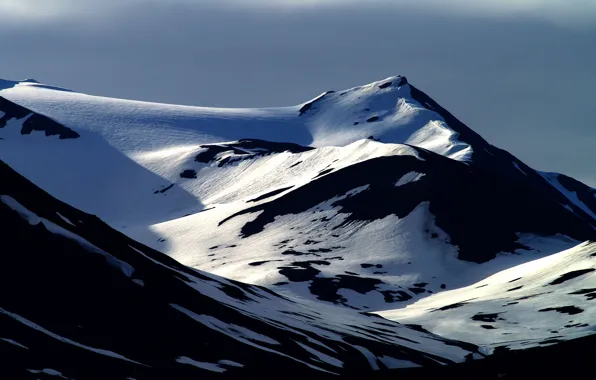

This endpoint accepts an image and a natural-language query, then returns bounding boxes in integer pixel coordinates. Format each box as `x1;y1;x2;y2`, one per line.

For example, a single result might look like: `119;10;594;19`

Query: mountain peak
296;74;476;161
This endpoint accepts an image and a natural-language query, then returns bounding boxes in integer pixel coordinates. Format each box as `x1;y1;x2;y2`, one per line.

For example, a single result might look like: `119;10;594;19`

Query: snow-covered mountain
1;74;596;377
2;75;594;311
0;159;482;379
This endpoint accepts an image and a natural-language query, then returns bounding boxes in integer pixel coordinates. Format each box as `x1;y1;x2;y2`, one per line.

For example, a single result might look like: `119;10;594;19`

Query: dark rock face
539;306;584;315
0;96;80;139
195;139;313;168
247;186;294;203
433;301;471;312
276;260;401;305
313;275;384;304
230;139;313;154
154;183;175;194
180;169;197;179
195;144;249;163
568;288;596;300
278;260;330;282
380;290;413;302
471;313;504;323
548;269;595;286
249;259;284;266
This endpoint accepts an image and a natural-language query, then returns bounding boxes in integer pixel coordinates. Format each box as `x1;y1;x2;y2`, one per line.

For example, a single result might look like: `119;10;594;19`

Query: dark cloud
0;2;594;185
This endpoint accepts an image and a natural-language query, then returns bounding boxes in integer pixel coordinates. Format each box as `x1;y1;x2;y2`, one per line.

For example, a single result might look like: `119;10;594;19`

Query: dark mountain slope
409;81;596;228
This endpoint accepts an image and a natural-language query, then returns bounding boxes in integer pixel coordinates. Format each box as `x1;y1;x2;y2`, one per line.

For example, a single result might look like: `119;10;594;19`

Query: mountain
2;75;594;312
0;158;480;379
1;75;596;377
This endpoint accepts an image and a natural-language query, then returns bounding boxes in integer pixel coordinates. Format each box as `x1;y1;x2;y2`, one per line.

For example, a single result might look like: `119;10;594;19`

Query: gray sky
1;0;594;186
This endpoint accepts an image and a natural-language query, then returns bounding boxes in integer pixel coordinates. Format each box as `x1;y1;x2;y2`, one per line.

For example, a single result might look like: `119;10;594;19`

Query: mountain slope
128;138;591;310
2;76;596;312
0;159;482;379
0;95;200;227
377;240;596;350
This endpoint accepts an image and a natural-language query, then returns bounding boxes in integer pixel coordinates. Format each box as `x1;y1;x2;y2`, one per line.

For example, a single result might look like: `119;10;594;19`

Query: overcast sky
0;0;594;185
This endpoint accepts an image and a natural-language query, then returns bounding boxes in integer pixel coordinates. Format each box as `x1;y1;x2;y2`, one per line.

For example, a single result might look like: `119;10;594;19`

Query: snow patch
27;369;68;378
395;171;425;187
1;337;28;349
176;357;227;373
294;341;344;368
56;212;75;226
218;360;244;368
512;161;527;176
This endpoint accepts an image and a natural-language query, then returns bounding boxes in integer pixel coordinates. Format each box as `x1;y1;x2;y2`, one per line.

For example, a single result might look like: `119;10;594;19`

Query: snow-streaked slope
132;138;421;207
0;159;480;379
376;241;596;350
125;139;589;310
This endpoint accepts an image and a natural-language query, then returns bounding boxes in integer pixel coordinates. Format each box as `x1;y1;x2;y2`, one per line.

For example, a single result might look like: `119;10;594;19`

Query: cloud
1;0;596;26
423;0;596;26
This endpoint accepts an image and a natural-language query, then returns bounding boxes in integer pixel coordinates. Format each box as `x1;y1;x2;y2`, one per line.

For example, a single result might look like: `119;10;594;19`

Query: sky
0;0;595;186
